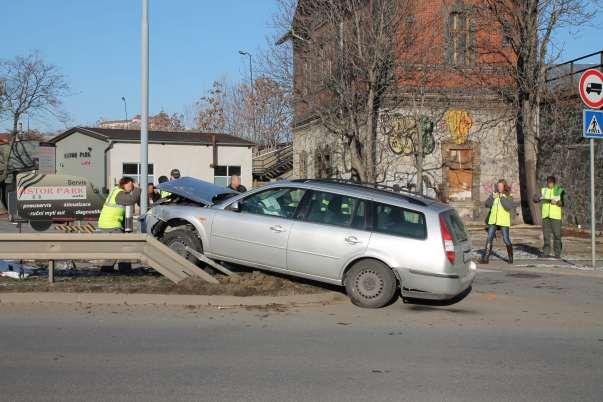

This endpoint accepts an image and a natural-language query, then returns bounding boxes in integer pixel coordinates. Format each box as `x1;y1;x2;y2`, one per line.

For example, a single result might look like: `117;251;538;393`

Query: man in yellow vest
98;177;140;232
480;179;514;264
533;175;565;258
157;175;171;199
98;177;140;273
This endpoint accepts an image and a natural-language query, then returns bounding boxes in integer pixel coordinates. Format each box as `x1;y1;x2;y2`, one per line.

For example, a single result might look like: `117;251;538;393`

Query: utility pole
140;0;149;220
239;50;257;142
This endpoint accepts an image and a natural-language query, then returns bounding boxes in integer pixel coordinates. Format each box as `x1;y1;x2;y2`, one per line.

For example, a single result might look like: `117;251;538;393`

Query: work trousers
542;218;562;257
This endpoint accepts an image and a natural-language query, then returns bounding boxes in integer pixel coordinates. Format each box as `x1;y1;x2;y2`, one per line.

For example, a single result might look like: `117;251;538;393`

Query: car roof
263;179;450;213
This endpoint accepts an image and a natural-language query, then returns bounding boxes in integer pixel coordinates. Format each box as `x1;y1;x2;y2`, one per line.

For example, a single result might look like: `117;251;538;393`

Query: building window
214;165;241;187
447;9;475;66
122;163;154;185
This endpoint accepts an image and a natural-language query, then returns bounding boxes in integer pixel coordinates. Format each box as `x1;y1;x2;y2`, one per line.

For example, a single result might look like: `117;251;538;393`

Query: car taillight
439;215;456;264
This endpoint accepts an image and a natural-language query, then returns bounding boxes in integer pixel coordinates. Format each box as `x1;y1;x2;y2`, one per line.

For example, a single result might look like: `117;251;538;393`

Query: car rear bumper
398;261;477;301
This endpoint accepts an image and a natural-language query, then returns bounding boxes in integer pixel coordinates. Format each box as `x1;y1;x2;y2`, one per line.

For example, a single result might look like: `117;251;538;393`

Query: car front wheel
344;260;397;308
161;226;202;264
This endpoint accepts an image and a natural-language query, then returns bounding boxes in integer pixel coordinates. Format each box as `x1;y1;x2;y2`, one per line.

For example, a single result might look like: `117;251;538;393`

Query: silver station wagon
144;178;476;308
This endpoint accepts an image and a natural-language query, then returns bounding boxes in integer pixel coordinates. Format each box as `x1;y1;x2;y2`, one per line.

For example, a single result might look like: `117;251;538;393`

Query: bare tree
0;52;70;181
478;0;597;224
148;111;185;131
293;0;410;183
260;0;297;97
195;80;227;132
194;77;291;147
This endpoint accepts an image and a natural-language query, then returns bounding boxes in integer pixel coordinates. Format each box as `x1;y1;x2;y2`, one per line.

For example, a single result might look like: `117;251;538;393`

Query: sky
0;0;280;132
1;1;601;133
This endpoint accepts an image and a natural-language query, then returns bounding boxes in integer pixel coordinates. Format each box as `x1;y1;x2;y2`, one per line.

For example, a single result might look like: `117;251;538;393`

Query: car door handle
344;236;361;245
270;225;286;233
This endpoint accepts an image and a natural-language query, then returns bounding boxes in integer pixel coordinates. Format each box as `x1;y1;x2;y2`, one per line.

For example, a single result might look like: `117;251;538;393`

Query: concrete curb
0;291;346;308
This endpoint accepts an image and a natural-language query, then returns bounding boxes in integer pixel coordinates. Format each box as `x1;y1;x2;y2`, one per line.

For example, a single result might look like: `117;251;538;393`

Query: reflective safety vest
98;187;125;229
488;196;511;227
160;190;171;198
541;186;564;220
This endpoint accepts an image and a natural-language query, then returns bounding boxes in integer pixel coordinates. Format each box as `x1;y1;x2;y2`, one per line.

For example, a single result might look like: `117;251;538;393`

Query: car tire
161;226;203;264
344;260;397;308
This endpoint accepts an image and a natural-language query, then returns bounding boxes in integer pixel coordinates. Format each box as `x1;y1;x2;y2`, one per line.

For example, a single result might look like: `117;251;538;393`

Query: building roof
49;127;255;147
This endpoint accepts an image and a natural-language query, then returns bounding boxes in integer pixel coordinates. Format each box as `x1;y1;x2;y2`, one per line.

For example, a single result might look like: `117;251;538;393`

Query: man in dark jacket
228;174;247;193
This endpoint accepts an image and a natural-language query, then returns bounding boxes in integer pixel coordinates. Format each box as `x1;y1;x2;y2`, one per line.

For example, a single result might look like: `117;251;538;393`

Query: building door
447;149;473;201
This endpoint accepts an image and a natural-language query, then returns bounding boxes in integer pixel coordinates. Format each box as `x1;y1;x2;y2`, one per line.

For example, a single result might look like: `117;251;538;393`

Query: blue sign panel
583;109;603;139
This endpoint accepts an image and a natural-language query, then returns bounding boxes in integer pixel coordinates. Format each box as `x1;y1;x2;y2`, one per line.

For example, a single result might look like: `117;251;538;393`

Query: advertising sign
15;173;104;222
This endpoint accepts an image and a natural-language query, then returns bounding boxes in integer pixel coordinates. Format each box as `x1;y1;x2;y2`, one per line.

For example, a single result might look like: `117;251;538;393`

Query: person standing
533;175;565;258
228;174;247;193
170;169;181;180
157;175;171;199
147;182;159;205
98;177;140;232
97;176;141;273
480;179;514;264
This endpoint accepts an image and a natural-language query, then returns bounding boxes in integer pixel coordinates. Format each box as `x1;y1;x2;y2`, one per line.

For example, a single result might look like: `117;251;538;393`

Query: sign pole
591;138;596;269
578;69;602;269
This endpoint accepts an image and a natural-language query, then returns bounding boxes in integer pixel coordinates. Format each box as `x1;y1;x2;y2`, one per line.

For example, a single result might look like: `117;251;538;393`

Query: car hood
157;176;237;205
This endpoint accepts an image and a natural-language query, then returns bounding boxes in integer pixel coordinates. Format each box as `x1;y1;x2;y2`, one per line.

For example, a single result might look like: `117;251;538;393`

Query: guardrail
0;233;219;284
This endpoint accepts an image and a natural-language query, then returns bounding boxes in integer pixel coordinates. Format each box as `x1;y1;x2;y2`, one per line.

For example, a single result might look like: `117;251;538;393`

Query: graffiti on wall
381;114;435;156
444;110;473;144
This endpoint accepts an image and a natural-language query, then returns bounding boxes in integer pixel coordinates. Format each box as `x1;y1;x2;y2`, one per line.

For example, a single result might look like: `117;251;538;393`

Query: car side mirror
230;201;241;212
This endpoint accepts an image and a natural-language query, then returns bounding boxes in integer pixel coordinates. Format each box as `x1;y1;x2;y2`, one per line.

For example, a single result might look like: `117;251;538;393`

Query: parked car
145;177;476;308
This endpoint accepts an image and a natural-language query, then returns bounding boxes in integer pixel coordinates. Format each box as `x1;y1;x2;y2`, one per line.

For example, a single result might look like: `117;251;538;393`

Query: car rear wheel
344;260;397;308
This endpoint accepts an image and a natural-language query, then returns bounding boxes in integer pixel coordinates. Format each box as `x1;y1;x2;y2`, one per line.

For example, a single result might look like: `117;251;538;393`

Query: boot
479;242;492;264
506;245;514;264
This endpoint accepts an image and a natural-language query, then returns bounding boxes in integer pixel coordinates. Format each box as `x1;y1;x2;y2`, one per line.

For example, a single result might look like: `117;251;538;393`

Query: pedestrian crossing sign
583;109;603;138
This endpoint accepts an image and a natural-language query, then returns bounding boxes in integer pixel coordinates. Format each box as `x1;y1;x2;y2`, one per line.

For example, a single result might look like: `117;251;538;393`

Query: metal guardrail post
48;260;54;284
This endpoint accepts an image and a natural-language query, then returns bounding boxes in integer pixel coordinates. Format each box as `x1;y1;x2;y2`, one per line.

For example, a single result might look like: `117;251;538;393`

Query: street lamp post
238;50;257;141
121;96;128;129
139;0;149;219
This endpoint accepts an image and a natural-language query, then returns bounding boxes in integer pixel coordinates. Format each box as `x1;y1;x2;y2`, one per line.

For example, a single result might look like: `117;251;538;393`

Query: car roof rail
292;178;439;206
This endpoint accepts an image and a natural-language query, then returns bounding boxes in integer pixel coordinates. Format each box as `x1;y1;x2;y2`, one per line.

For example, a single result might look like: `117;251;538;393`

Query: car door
210;187;306;269
286;191;370;280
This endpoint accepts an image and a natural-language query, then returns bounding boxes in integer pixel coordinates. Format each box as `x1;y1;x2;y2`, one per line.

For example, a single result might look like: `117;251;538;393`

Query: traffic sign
583;109;603;138
579;69;603;109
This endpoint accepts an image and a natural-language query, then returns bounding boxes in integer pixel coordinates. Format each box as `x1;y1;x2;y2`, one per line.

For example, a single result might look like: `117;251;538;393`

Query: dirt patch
0;269;330;297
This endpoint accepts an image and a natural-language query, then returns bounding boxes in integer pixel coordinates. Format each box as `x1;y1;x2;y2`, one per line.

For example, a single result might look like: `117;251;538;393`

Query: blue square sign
583;109;603;138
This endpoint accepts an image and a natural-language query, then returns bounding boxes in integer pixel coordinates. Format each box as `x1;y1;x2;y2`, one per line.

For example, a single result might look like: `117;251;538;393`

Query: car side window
374;203;427;240
239;188;306;219
303;191;368;229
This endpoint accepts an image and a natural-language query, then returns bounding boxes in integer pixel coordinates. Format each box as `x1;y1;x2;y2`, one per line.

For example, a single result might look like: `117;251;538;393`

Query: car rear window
444;210;469;243
373;203;427;240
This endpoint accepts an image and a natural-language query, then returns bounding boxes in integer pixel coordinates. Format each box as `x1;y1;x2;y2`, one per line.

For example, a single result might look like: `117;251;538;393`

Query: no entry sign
579;69;603;109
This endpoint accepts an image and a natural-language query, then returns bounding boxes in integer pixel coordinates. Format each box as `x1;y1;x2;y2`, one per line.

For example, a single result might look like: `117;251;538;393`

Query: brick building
282;0;519;221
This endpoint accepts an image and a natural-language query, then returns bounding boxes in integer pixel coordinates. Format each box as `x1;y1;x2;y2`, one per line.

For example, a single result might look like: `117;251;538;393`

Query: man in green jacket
533;175;565;258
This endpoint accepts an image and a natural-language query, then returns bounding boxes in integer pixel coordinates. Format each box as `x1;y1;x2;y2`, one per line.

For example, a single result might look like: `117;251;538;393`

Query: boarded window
447;149;473;201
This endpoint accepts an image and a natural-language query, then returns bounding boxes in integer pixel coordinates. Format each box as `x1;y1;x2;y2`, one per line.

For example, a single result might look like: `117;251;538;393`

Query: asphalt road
1;268;602;402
